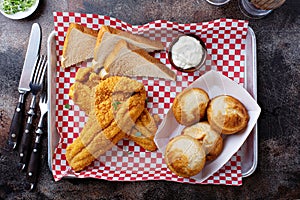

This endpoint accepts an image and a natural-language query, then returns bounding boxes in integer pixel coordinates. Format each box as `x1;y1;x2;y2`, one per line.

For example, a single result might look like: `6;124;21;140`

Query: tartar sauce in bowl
168;34;207;73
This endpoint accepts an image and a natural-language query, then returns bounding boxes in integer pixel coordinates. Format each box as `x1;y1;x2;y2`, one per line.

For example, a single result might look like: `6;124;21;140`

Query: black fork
19;55;47;171
27;89;48;191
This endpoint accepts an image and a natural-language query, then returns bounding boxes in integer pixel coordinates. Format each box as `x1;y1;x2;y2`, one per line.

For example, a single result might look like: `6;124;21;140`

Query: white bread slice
61;23;98;68
102;40;176;81
93;25;164;67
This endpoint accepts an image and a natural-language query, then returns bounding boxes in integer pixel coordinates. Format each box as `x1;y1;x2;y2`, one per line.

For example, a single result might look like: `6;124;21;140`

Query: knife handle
8;93;27;150
19;118;34;171
27;134;42;191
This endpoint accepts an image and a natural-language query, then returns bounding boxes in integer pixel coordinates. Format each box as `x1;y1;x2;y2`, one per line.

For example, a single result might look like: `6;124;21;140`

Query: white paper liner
154;70;261;182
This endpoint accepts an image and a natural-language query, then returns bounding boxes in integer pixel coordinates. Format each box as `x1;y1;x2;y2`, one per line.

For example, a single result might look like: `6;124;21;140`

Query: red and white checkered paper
52;12;249;185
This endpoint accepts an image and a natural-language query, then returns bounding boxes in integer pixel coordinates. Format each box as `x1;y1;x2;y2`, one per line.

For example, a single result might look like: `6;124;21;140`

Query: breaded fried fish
69;68;159;151
66;75;158;171
66;114;125;172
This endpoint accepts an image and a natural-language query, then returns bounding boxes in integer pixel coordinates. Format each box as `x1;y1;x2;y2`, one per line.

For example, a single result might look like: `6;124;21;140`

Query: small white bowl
168;34;207;73
0;0;39;20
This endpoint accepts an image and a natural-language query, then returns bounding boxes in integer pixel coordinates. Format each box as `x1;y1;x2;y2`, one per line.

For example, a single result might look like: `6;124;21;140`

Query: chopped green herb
123;150;133;155
1;0;36;15
64;104;72;110
112;101;121;110
135;132;142;137
123;147;133;155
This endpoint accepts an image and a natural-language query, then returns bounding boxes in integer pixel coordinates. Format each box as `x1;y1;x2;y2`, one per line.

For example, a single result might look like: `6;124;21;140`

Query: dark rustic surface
0;0;299;199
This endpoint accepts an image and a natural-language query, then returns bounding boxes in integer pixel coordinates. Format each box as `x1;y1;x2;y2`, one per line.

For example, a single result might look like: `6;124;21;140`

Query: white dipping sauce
171;36;204;69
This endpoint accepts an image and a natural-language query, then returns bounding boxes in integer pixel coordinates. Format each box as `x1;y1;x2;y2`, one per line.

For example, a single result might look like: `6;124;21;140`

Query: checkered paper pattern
52;12;248;185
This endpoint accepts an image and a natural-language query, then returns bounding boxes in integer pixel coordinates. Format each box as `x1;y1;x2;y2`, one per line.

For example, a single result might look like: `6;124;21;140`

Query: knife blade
7;23;41;150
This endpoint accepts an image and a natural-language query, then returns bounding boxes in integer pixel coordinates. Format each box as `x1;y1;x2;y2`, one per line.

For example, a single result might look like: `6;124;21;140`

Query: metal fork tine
44;91;48;102
38;56;47;85
40;92;46;103
44;95;47;104
31;55;47;85
31;56;42;84
35;55;47;85
40;77;48;103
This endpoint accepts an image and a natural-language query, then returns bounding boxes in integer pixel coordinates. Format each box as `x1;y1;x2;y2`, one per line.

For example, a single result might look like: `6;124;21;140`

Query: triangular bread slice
102;40;176;81
61;23;98;68
93;25;164;67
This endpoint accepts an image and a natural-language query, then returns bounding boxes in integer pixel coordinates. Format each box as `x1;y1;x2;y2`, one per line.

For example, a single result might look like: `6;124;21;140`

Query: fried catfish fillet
94;76;147;136
69;67;101;115
66;114;125;172
127;109;158;151
69;69;159;151
66;76;157;171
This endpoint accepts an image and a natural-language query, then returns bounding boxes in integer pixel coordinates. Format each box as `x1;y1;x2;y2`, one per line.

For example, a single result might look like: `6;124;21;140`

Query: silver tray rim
46;26;258;179
241;26;258;177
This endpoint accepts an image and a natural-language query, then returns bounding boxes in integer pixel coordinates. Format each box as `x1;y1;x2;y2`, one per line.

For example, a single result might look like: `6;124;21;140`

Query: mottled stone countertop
0;0;299;199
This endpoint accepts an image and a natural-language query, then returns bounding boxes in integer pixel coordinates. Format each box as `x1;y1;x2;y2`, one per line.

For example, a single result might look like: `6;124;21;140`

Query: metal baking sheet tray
47;26;258;178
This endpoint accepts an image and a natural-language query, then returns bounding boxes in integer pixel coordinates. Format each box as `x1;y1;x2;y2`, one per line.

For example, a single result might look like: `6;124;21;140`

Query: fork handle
8;92;27;150
19;119;34;171
27;133;42;190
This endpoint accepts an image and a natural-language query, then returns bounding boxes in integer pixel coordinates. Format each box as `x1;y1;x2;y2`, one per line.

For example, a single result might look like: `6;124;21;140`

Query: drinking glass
239;0;286;18
205;0;230;6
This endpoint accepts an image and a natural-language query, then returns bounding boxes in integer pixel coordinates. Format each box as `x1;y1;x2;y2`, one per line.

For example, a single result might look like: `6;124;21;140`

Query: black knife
7;23;41;150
